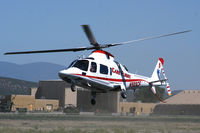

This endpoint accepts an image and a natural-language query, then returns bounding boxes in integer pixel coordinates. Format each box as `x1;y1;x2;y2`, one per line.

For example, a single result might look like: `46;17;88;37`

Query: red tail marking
159;58;164;65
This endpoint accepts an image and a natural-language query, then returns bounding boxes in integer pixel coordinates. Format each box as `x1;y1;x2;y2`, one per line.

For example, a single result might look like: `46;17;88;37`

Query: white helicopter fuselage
59;50;166;94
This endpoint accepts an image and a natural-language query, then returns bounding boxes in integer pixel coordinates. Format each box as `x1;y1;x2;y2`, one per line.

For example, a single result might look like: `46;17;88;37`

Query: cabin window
90;62;97;73
100;64;108;75
72;60;89;71
110;67;112;75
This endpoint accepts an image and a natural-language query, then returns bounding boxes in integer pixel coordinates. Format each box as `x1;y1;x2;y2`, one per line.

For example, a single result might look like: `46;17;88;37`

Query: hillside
0;77;38;95
0;61;65;82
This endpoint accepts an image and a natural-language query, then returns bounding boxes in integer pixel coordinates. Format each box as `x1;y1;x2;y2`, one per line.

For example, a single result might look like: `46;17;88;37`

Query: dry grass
0;114;200;133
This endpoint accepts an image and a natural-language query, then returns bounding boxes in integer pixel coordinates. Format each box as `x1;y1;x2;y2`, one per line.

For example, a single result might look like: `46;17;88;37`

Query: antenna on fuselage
135;70;138;75
78;55;85;60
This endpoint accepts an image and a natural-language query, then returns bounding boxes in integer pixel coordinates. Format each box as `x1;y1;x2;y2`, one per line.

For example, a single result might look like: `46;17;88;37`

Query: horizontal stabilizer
149;79;167;84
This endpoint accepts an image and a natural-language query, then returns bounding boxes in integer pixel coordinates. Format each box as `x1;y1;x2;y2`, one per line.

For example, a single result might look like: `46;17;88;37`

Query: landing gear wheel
91;92;96;105
91;99;96;105
71;84;76;92
121;92;127;99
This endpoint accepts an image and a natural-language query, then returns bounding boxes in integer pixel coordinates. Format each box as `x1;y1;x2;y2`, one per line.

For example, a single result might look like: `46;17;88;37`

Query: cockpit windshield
68;60;77;68
71;60;89;71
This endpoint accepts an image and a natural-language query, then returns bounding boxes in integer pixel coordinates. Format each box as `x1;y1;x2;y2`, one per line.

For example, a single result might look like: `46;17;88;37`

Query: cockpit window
68;60;77;68
100;64;108;75
90;62;97;73
72;60;89;71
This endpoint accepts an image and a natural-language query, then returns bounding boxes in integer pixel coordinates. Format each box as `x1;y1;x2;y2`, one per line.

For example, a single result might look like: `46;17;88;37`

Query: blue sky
0;0;199;90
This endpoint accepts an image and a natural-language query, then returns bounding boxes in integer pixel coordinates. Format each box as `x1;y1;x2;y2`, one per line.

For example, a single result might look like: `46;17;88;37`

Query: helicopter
5;25;190;105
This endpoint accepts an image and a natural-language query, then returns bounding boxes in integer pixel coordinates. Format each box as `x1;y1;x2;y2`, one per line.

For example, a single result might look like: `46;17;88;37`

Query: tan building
154;90;200;115
36;80;77;107
3;80;180;114
120;102;156;115
36;80;120;113
34;99;59;111
34;80;157;114
9;95;35;111
163;90;200;104
77;90;120;113
2;95;58;112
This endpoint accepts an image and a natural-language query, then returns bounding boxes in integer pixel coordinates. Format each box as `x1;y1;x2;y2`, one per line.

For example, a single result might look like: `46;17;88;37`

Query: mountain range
0;76;38;95
0;61;65;82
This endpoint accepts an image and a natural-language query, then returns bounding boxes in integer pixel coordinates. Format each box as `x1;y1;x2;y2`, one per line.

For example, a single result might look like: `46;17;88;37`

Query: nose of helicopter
58;69;73;83
58;67;81;82
58;70;70;78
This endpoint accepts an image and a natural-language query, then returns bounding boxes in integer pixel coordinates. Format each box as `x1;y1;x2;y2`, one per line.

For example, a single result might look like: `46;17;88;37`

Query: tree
133;87;165;103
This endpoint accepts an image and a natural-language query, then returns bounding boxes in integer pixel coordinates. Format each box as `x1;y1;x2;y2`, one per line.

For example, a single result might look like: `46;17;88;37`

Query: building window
46;104;53;111
129;107;136;113
121;107;124;112
141;107;143;113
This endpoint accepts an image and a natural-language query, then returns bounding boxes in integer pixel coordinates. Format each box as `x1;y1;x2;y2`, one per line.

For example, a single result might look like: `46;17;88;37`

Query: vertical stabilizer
150;58;172;96
151;58;164;82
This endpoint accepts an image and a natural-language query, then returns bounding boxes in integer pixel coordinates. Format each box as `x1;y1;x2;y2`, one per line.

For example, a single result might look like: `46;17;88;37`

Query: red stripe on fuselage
72;73;149;83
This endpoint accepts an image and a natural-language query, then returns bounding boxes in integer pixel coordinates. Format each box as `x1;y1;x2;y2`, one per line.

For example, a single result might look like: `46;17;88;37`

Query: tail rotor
161;66;172;96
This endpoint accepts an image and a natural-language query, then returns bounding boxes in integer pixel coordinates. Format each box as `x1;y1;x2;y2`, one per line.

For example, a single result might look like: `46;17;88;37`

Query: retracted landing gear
91;92;96;105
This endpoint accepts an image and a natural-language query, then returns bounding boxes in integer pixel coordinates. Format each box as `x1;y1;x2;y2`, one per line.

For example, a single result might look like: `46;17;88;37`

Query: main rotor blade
103;30;191;48
4;46;96;55
4;29;191;55
81;25;100;48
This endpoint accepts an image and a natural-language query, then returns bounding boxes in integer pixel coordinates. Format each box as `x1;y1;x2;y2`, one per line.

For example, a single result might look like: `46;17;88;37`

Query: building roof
164;90;200;104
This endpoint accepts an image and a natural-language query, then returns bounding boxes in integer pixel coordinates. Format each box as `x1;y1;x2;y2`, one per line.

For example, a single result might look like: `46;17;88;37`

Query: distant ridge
0;61;65;82
0;76;38;95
